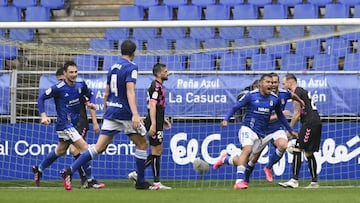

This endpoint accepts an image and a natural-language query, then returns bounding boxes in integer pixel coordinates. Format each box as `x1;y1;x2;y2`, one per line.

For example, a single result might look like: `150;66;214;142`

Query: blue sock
244;162;255;182
135;149;147;184
83;161;94;180
236;165;246;181
266;149;283;169
39;150;59;171
70;150;92;173
223;155;230;165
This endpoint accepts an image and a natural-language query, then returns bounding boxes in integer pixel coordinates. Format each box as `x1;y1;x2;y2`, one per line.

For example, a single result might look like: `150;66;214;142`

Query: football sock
39;150;59;171
74;154;86;178
292;151;302;180
266;148;284;169
70;148;94;174
82;161;94;180
307;154;318;182
151;155;160;182
145;155;153;168
236;165;246;181
135;149;147;184
244;161;255;182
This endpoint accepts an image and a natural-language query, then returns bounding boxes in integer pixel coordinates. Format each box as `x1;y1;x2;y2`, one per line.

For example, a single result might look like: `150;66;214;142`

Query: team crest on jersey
78;87;82;94
131;70;138;79
45;88;52;95
281;98;285;105
270;100;273;106
152;91;158;99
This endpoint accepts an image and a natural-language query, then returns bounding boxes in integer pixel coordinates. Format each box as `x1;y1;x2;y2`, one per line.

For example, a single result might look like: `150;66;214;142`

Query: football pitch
0;180;359;203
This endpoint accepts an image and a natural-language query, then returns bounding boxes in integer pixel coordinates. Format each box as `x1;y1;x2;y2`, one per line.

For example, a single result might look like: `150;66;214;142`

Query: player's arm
148;99;157;136
275;101;296;136
126;81;141;129
290;101;301;128
89;107;100;134
103;85;109;112
83;83;96;110
221;92;249;127
290;92;305;108
37;86;56;125
164;117;171;129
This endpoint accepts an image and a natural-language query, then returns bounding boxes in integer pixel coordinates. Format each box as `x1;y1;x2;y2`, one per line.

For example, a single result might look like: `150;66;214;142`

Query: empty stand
159;55;186;71
161;28;186;39
188;54;215;71
247;0;272;5
132;28;158;40
312;54;339;70
219;52;246;71
190;28;215;39
104;28;129;40
163;0;188;6
191;0;217;6
175;39;200;52
177;5;202;20
74;55;98;71
26;6;50;21
102;55;121;71
265;41;291;57
0;29;5;38
281;54;307;71
233;38;259;57
278;0;303;5
0;7;21;22
325;37;349;57
133;55;159;71
0;45;18;59
205;5;230;20
0;57;3;70
9;29;34;41
40;0;64;9
344;53;360;70
134;0;159;7
219;0;244;6
148;5;173;21
89;39;114;51
0;0;7;6
13;0;37;8
146;39;172;51
294;4;318;18
295;39;321;56
250;54;275;71
308;0;333;5
338;0;360;5
233;4;257;20
119;6;143;21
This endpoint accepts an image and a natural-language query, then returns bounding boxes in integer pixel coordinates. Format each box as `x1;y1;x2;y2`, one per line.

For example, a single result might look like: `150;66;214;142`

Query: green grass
0;180;359;203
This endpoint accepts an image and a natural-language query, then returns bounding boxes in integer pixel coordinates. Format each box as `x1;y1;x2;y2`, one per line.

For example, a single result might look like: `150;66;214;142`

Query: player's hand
220;120;228;127
41;115;51;125
93;122;100;134
85;102;96;110
131;114;142;130
149;124;156;136
282;110;291;118
287;131;298;138
164;118;171;129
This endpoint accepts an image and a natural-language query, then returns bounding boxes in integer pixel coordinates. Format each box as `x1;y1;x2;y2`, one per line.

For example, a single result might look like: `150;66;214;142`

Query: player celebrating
34;61;98;190
279;73;322;189
128;63;172;189
59;40;158;190
214;73;297;189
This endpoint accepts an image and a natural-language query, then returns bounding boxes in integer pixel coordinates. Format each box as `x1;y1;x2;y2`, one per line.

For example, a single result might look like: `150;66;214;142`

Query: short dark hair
269;72;279;81
56;67;64;76
63;61;77;71
260;73;273;81
121;40;136;56
285;73;297;81
152;63;166;76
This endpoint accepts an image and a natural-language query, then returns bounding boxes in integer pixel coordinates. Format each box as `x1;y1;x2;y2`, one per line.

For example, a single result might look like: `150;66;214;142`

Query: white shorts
57;127;82;143
252;130;288;154
238;125;260;147
100;119;146;136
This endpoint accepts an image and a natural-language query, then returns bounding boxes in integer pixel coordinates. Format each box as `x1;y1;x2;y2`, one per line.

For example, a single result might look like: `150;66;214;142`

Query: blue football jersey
224;89;293;137
266;88;292;134
103;57;138;120
38;79;94;131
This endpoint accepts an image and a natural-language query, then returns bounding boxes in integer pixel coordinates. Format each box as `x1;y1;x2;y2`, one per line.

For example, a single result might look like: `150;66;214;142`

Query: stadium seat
191;0;216;6
74;55;98;71
132;28;158;40
159;55;186;71
89;39;114;52
265;40;291;57
308;0;333;5
233;38;259;57
338;0;360;5
102;55;121;71
325;4;349;18
325;37;349;57
219;52;246;71
26;6;50;21
163;0;188;6
0;57;4;70
281;54;307;71
133;55;158;71
146;38;172;51
203;39;229;55
0;45;18;59
250;54;275;71
175;39;200;52
205;5;230;20
190;27;215;39
119;6;144;21
219;27;244;40
0;29;5;38
161;28;186;39
134;0;159;7
0;0;7;6
0;7;21;22
40;0;64;9
177;5;202;20
9;29;34;41
343;53;360;70
233;4;257;20
104;28;129;40
278;0;303;5
247;0;272;5
249;4;287;40
148;5;173;21
312;54;339;71
295;39;321;57
279;26;305;39
219;0;244;6
294;4;318;19
13;0;37;8
188;54;215;71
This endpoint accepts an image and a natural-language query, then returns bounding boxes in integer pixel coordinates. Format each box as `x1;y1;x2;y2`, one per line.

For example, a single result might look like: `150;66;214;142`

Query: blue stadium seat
325;4;349;18
0;45;18;59
9;29;34;41
295;39;320;57
265;40;290;57
178;5;201;20
89;39;114;52
74;55;98;71
326;37;348;57
279;26;304;39
0;7;21;22
134;0;159;7
175;39;200;52
161;28;186;39
191;0;216;6
281;54;307;71
247;0;272;5
40;0;64;9
312;54;339;71
219;0;244;6
338;0;360;5
159;55;187;71
119;6;143;21
250;54;275;71
233;38;259;57
13;0;37;8
354;5;360;18
148;5;172;21
233;4;257;19
188;54;215;71
132;28;158;40
26;6;50;21
102;55;121;71
308;0;333;5
190;28;215;39
104;28;129;40
249;4;287;40
133;55;158;71
344;53;360;70
0;29;5;38
205;5;230;20
163;0;188;6
146;39;172;51
294;4;318;19
278;0;303;5
203;39;229;50
0;57;4;70
0;0;7;6
219;27;244;40
219;52;246;71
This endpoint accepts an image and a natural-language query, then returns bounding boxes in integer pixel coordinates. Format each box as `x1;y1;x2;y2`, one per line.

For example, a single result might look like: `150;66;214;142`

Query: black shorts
296;122;322;152
76;125;89;139
144;117;164;146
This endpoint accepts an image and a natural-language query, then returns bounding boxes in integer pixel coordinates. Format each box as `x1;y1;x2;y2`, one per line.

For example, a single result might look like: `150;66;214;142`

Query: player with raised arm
59;40;158;190
278;73;322;189
33;61;98;190
213;73;297;189
128;63;172;189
